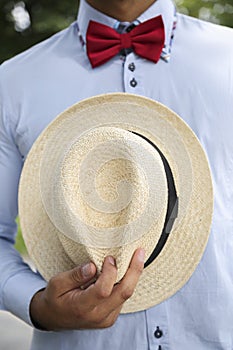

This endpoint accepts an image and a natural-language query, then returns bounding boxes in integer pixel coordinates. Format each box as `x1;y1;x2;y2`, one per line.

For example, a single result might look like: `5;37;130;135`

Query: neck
86;0;156;22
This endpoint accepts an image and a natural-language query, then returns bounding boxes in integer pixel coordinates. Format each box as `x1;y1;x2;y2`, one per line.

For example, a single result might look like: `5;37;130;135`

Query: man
0;0;232;349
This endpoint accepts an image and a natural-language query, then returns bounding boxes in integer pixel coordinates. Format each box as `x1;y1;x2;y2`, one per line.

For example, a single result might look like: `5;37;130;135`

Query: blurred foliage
0;0;79;62
180;0;233;26
14;218;27;255
0;0;232;253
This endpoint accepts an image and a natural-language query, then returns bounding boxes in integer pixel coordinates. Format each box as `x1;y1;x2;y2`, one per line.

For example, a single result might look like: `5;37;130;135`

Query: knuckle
101;319;115;328
94;315;114;328
96;285;111;299
96;315;106;325
133;262;144;275
99;288;111;299
121;286;134;301
89;308;105;325
76;307;119;329
100;312;119;328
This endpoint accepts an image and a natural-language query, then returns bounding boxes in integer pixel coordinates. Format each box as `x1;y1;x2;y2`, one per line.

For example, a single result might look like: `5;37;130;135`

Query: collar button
126;23;136;32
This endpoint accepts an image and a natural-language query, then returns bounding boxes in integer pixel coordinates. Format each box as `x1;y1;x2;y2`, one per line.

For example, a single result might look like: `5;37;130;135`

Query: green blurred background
0;0;232;254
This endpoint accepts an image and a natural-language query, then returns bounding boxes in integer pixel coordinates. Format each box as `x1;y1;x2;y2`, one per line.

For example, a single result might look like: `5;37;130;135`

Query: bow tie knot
120;33;132;50
86;16;165;68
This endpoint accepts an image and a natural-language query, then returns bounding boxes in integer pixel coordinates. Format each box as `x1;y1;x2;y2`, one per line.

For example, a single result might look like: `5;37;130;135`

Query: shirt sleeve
0;67;47;326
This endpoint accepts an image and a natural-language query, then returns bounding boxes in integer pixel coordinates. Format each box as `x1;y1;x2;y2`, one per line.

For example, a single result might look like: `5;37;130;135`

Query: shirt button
154;326;163;339
126;23;136;32
130;78;137;87
128;62;136;72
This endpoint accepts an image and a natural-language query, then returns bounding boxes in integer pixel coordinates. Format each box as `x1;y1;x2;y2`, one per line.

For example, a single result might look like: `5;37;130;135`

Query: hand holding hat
30;250;144;331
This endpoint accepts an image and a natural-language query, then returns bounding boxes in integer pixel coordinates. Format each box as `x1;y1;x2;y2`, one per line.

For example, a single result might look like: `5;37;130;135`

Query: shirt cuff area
2;270;47;327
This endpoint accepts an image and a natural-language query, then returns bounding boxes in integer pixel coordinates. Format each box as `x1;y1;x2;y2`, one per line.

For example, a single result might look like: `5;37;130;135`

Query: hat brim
18;93;213;313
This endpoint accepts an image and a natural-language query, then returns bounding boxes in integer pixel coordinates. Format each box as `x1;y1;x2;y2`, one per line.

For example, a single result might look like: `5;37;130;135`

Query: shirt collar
77;0;177;62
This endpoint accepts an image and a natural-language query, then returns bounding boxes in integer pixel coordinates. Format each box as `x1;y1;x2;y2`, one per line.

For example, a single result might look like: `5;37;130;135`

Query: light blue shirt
0;0;233;349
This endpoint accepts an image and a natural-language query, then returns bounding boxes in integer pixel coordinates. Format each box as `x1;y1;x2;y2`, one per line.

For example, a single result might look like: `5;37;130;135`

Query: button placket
128;60;137;88
145;306;170;350
123;53;144;93
127;56;137;89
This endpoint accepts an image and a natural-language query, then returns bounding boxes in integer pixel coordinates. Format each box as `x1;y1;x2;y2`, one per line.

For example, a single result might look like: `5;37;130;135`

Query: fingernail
81;263;93;278
138;249;145;263
107;256;116;266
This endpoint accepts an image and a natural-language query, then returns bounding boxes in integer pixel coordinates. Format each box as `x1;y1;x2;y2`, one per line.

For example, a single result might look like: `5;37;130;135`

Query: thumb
53;262;97;293
69;262;97;288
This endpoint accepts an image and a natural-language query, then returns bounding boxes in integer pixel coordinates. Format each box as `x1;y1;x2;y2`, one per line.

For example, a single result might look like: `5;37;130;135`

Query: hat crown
40;127;168;249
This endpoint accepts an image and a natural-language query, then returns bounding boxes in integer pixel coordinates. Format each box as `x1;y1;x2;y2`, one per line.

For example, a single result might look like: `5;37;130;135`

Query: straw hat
18;93;213;313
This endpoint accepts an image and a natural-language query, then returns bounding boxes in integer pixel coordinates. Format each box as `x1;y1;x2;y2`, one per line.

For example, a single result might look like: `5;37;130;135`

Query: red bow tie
86;16;165;68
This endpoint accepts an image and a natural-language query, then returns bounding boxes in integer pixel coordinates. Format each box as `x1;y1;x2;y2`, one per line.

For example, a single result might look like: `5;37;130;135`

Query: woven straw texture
18;93;213;313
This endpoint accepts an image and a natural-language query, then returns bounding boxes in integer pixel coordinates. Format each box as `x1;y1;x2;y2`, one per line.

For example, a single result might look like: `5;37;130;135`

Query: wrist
29;288;49;331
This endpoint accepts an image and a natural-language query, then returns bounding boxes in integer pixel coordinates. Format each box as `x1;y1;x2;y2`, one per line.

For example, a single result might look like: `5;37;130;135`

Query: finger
79;256;117;306
102;248;145;311
49;262;97;296
94;256;117;298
